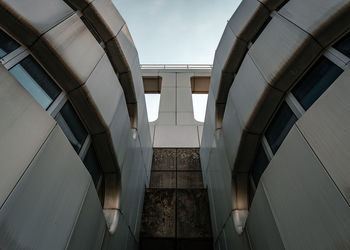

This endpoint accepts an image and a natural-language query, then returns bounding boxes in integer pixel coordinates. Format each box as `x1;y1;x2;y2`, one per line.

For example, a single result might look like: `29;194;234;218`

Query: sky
112;0;242;121
112;0;242;64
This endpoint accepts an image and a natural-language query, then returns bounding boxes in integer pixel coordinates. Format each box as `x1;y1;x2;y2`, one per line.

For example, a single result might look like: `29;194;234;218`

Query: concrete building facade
1;0;350;249
201;0;350;249
142;65;211;148
0;0;152;249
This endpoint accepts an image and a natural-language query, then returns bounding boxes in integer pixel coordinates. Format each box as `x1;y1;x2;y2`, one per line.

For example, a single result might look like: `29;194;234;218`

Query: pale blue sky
112;0;242;121
112;0;241;64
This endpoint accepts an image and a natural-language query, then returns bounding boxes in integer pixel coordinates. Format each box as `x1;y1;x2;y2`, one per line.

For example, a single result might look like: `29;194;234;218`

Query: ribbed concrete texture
140;148;213;250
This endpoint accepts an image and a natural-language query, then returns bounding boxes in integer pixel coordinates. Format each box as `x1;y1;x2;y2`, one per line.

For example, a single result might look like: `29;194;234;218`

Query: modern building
0;0;152;249
0;0;350;249
201;0;350;249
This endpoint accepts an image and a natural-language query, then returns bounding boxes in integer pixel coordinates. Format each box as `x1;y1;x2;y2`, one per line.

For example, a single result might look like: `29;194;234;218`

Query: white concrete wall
143;69;210;148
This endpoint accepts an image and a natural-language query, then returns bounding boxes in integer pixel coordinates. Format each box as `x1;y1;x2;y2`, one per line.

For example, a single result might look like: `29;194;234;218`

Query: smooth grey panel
262;126;350;250
1;0;73;45
279;0;350;47
198;125;203;145
130;56;145;102
107;212;129;250
67;182;106;250
0;65;56;207
200;90;216;174
207;172;219;239
136;95;153;172
83;0;125;42
153;125;200;148
223;215;250;250
177;87;194;113
206;135;233;234
119;136;146;233
229;54;284;134
82;53;123;126
249;13;322;91
213;25;237;71
177;112;197;125
157;112;176;125
228;0;269;42
116;25;138;72
0;125;91;250
217;230;227;250
221;82;243;169
297;69;350;203
126;231;138;250
211;25;246;99
134;181;145;239
177;72;193;88
209;63;221;101
109;93;132;169
69;53;123;134
247;183;284;250
159;72;176;88
259;0;286;11
34;14;104;91
158;87;176;112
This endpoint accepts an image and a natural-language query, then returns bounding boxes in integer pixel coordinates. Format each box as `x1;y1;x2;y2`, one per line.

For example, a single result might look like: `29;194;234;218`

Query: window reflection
0;29;20;58
251;144;269;186
334;32;350;58
292;56;342;110
83;145;102;187
265;102;297;154
55;102;88;153
9;56;61;109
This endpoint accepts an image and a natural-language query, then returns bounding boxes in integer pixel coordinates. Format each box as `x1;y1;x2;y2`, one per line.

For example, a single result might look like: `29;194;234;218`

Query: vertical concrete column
146;69;210;148
157;72;197;126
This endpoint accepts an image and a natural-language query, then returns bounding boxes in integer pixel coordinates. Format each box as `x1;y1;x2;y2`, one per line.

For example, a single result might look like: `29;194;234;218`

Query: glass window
251;144;270;186
83;145;102;187
9;56;61;109
292;56;343;110
265;102;297;154
0;29;20;58
333;32;350;58
55;102;88;153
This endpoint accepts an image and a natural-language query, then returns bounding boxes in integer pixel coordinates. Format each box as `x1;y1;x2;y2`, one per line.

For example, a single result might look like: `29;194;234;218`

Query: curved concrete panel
0;1;152;249
202;0;350;248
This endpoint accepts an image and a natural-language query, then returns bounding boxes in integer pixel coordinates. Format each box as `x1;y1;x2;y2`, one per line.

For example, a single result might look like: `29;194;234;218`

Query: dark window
55;102;88;153
251;144;270;186
0;29;20;58
333;32;350;58
292;56;343;110
83;145;102;187
265;102;297;154
9;56;61;109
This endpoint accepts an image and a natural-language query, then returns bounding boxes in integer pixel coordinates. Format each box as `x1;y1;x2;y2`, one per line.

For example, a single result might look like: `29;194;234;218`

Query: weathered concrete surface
140;148;212;250
152;148;176;171
177;189;212;238
177;148;201;171
150;171;176;189
140;189;176;238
